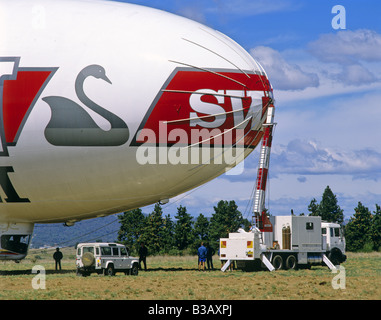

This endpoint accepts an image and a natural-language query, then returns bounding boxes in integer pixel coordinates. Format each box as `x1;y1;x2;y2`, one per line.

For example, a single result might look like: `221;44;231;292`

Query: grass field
0;248;380;300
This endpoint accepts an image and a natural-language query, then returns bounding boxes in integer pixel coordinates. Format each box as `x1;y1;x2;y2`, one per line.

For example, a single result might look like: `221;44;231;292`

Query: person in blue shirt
198;242;207;271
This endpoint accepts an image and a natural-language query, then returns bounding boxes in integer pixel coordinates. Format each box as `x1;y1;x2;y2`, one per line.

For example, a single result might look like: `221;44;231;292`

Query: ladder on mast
253;102;275;232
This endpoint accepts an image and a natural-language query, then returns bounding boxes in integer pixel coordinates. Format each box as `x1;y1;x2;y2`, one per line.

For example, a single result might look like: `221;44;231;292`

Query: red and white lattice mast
253;101;275;233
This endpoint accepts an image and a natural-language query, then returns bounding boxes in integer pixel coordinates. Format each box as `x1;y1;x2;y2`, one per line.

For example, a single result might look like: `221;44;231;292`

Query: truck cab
321;222;346;265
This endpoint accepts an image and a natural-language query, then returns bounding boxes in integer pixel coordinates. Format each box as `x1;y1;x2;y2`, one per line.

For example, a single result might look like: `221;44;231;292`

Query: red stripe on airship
2;70;54;145
131;68;271;149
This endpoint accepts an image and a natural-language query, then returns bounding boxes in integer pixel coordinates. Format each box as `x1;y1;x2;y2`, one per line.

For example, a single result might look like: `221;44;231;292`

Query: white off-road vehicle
76;242;139;276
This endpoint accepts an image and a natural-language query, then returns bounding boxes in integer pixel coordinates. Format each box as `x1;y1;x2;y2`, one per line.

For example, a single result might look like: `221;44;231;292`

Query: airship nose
168;24;272;92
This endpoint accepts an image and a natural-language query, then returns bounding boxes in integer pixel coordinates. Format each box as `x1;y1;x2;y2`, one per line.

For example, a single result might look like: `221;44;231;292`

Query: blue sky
114;0;381;220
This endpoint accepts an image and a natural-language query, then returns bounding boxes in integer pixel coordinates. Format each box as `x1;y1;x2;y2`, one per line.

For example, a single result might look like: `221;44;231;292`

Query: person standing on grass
139;242;148;271
206;243;215;270
198;242;207;271
53;247;63;271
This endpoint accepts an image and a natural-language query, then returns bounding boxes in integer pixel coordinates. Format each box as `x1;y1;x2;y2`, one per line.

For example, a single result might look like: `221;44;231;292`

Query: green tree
308;198;319;216
345;202;373;251
319;186;344;223
174;205;194;250
117;209;146;253
161;214;175;253
308;186;344;223
193;213;209;241
371;204;381;251
209;200;244;246
140;203;164;255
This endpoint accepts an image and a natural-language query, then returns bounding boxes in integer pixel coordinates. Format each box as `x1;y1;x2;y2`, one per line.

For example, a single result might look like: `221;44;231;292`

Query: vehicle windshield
330;227;341;237
0;234;30;254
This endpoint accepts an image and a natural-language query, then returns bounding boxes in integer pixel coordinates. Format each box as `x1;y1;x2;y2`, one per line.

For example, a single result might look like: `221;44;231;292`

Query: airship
0;0;273;260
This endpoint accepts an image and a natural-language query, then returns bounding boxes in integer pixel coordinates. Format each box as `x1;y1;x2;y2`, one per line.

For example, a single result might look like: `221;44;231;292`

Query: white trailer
219;215;346;272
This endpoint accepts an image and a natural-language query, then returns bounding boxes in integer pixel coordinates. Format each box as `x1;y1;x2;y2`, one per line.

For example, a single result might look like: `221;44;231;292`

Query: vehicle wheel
82;252;95;268
105;265;115;276
272;255;283;270
130;263;139;276
285;255;297;270
328;249;342;266
76;269;83;277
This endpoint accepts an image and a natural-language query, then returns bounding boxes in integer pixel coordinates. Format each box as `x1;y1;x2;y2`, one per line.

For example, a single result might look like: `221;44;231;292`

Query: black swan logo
43;65;129;146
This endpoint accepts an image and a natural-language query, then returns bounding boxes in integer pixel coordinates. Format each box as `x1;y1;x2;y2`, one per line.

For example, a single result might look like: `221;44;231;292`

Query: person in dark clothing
206;243;215;270
53;247;63;271
138;242;148;271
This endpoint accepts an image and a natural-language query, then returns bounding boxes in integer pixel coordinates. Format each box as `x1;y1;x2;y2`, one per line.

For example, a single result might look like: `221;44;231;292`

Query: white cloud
250;46;319;90
331;63;378;85
274;75;381;105
308;29;381;64
274;90;381;152
258;29;381;98
306;29;381;86
271;139;381;181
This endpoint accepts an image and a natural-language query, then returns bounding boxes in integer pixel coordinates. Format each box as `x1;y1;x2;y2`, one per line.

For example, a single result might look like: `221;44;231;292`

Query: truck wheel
105;264;115;276
285;255;297;270
130;263;139;276
328;249;342;266
272;255;283;270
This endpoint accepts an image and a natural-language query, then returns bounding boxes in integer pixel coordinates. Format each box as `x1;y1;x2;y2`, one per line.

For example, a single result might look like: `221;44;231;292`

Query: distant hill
30;214;121;248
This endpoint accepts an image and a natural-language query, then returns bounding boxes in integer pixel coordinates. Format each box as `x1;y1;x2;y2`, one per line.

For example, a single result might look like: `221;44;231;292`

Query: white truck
219;215;346;271
76;242;139;276
221;102;346;272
